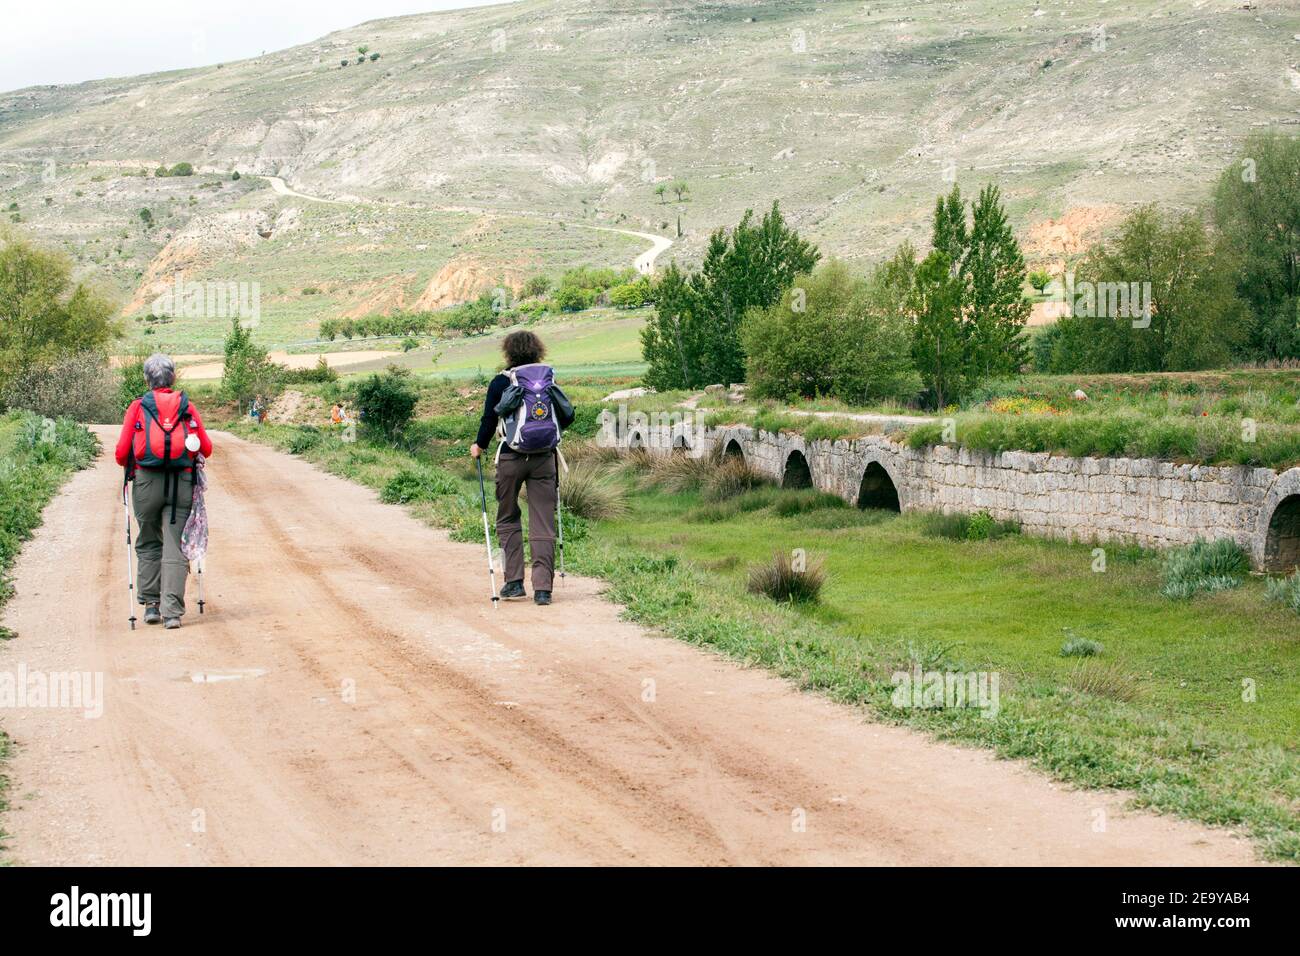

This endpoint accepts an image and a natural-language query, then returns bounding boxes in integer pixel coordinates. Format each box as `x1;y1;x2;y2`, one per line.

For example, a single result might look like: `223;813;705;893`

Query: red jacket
115;388;214;474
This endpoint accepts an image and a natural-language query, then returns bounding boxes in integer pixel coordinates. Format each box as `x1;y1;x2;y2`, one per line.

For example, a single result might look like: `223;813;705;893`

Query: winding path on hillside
0;429;1260;865
263;174;674;274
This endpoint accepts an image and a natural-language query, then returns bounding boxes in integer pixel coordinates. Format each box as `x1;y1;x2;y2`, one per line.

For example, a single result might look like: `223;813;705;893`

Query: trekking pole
123;477;137;630
196;557;205;614
475;456;500;609
555;449;566;582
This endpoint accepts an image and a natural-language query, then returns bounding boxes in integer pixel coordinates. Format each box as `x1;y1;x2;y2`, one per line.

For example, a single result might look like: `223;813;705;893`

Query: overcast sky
1;0;508;93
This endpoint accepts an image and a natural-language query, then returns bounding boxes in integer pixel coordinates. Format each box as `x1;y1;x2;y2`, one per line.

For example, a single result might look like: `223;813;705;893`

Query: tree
0;235;119;392
907;251;967;409
522;274;551;298
138;207;153;228
964;184;1030;379
218;316;280;405
654;183;667;204
741;260;918;405
1047;206;1246;373
357;45;369;55
1028;269;1052;294
640;202;820;389
671;180;689;202
1213;131;1300;360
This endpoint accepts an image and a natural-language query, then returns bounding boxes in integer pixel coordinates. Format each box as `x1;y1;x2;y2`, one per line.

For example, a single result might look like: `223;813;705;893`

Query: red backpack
131;391;196;471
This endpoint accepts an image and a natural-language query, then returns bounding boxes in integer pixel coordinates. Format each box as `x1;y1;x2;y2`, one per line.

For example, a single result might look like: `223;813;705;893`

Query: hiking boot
500;580;526;599
143;604;162;625
534;590;552;606
164;617;182;630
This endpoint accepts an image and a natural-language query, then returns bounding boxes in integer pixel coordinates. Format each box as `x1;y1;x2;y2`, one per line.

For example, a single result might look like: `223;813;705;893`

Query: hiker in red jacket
114;353;214;629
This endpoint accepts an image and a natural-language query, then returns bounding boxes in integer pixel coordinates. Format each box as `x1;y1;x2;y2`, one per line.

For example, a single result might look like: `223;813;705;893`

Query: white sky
1;0;509;93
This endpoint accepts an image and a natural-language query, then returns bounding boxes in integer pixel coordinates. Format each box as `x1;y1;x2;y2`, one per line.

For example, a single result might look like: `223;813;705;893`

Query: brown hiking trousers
495;449;557;592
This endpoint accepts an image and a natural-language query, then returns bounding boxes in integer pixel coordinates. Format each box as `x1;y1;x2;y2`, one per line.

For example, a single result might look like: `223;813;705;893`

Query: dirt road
0;429;1260;865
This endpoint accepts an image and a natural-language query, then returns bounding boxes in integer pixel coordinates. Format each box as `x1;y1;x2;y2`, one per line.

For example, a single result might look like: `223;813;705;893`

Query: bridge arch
857;459;901;511
782;449;813;489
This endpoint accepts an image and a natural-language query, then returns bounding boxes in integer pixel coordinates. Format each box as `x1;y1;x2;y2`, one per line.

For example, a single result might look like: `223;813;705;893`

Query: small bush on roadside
746;549;826;604
381;466;459;504
1160;538;1249;600
287;427;321;456
354;366;418;441
1;351;119;423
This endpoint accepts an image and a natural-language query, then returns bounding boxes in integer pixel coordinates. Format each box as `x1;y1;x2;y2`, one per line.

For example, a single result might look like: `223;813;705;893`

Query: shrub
1264;571;1300;614
1160;538;1249;600
354;366;417;441
742;259;919;406
1060;636;1105;657
746;549;826;604
381;466;459;504
1;351;120;423
287;427;321;455
919;509;1018;541
169;162;194;177
558;462;628;520
281;356;339;385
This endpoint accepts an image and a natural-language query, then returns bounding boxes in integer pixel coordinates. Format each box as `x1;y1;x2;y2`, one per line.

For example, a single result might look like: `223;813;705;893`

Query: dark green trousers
132;468;194;619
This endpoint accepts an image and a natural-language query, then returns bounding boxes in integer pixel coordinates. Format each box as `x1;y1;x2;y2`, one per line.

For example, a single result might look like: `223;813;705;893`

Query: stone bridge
618;420;1300;572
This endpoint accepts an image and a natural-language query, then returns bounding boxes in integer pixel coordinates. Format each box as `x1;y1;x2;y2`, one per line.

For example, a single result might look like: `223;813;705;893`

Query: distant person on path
470;331;574;606
114;353;214;629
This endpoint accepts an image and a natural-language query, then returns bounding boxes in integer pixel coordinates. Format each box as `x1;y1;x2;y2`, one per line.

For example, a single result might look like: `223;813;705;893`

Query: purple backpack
495;363;563;453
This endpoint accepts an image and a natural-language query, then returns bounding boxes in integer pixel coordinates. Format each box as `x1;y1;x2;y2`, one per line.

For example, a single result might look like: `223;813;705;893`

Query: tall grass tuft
1065;660;1139;702
746;549;826;604
559;462;629;521
704;457;770;501
1160;537;1249;600
643;451;717;492
1265;571;1300;614
919;509;1019;541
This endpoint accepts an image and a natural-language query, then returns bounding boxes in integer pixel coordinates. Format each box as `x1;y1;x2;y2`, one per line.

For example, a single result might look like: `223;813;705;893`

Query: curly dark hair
502;329;546;368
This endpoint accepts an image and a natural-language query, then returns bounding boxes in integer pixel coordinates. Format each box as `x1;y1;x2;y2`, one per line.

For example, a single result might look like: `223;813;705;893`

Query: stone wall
618;420;1300;571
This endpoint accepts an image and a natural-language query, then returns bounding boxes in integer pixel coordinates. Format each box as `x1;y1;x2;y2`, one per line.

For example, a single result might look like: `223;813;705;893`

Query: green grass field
338;308;650;381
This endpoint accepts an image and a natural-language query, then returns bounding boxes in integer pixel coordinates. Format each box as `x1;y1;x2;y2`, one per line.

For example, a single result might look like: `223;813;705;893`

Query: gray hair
143;353;176;389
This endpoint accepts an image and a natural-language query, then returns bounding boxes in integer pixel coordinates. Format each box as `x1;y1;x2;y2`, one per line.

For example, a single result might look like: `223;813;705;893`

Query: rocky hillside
1;0;1297;348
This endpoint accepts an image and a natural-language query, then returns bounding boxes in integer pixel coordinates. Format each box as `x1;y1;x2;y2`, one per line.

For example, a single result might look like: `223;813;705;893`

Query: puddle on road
186;668;268;683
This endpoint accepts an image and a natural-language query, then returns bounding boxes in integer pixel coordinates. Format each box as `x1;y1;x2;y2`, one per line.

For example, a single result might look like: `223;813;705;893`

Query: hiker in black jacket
470;331;574;605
